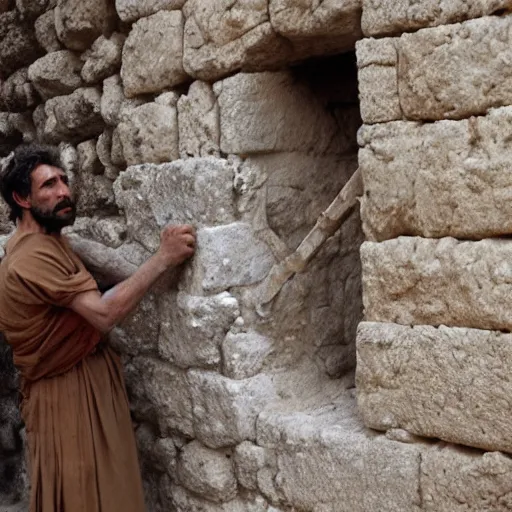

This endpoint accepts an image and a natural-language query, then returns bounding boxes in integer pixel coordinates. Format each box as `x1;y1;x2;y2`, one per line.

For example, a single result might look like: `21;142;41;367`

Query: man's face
28;164;76;233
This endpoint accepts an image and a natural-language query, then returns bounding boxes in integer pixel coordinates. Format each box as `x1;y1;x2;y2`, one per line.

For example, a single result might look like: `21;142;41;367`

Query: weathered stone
172;484;268;512
100;74;144;127
0;11;43;79
68;216;126;249
34;9;62;53
360;107;512;241
96;128;120;179
362;0;512;37
177;81;220;158
115;0;186;23
361;237;512;331
114;158;237;252
7;112;36;144
215;71;352;155
178;441;237;502
182;0;292;82
115;102;179;166
357;322;512;454
43;87;103;143
15;0;48;20
356;38;401;124
81;33;125;84
28;50;84;100
126;357;194;437
77;139;102;175
135;425;177;475
159;292;240;369
0;67;38;111
222;331;273;380
269;0;363;58
188;371;277;448
234;441;266;491
74;172;114;216
421;446;512;512
121;11;187;98
186;223;275;294
398;15;512;121
54;0;116;51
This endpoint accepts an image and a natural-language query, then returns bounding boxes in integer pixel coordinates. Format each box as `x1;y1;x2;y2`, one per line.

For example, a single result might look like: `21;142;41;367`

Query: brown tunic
0;232;145;512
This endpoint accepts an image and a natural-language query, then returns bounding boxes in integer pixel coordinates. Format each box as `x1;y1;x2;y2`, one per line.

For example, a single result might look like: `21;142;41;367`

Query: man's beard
30;198;76;234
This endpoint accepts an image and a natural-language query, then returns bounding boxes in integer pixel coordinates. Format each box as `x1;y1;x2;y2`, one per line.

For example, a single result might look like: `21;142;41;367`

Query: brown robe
0;231;145;512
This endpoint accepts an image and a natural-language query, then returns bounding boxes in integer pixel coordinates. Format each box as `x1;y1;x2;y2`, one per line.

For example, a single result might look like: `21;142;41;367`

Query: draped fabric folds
0;232;145;512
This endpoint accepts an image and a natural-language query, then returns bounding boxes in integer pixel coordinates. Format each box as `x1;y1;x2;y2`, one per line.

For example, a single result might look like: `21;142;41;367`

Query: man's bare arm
70;224;196;333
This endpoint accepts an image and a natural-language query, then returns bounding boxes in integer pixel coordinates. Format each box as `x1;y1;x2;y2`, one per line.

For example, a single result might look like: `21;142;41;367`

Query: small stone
34;9;62;53
81;33;125;84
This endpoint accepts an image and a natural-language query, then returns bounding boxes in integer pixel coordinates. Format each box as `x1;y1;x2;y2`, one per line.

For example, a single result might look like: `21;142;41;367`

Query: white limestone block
115;0;185;22
34;9;62;53
357;322;512;454
234;441;266;491
81;33;125;84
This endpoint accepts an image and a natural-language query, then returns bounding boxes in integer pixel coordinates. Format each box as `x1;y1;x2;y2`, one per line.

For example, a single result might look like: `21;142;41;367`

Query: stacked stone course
2;0;512;510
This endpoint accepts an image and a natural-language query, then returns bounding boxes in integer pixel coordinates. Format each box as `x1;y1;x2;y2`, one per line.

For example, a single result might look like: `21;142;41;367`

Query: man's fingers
175;224;196;235
181;234;196;247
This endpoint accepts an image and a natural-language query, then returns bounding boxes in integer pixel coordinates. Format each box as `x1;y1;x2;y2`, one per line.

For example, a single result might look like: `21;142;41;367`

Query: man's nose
56;180;71;198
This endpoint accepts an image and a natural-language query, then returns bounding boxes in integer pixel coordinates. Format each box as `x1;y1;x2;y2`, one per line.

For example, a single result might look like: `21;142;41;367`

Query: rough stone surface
115;0;186;22
356;38;401;124
215;71;354;155
222;331;273;380
159;292;239;370
398;15;512;121
114;158;236;252
0;11;42;79
269;0;363;58
81;33;125;84
188;371;277;448
177;81;220;158
0;67;38;111
121;10;187;98
34;9;62;53
126;357;194;437
28;50;84;99
15;0;49;20
115;102;178;166
357;322;512;454
234;441;266;491
360;107;512;241
43;87;103;143
54;0;116;51
362;0;512;36
186;223;275;294
100;74;144;127
361;236;512;331
182;0;292;82
178;441;237;503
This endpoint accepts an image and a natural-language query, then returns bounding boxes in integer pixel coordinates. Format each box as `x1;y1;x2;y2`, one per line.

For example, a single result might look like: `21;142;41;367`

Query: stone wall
3;0;512;511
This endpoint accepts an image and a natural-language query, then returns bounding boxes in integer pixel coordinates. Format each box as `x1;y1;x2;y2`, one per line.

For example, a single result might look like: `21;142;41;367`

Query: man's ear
12;191;31;209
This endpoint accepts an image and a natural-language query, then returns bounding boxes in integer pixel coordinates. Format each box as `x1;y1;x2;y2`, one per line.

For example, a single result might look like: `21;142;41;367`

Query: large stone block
100;74;143;127
357;322;512;453
0;67;38;112
28;50;84;100
356;38;401;124
125;357;194;437
159;292;240;369
115;102;179;166
360;107;512;241
182;0;292;82
362;0;512;36
398;15;512;121
215;71;351;155
81;33;125;85
177;441;237;503
54;0;116;51
0;11;42;79
43;87;104;143
115;0;186;23
188;371;277;448
361;237;512;331
269;0;363;58
121;11;187;97
177;81;220;158
186;223;275;294
34;9;62;53
114;158;237;252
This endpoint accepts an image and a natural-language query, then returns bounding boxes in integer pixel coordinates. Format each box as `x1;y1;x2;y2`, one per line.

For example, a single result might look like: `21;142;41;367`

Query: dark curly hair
0;144;61;222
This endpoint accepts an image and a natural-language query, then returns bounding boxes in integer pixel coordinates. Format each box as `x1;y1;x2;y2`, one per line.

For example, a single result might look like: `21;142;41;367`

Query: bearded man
0;144;196;512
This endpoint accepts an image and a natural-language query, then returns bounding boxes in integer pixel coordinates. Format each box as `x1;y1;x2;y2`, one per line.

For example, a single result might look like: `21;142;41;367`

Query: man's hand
157;224;196;267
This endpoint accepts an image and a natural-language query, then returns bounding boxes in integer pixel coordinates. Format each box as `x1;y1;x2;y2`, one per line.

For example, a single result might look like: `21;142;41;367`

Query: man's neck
16;212;59;236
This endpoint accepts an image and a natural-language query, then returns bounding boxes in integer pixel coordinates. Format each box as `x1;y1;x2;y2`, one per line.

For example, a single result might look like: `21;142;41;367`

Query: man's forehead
31;164;66;182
